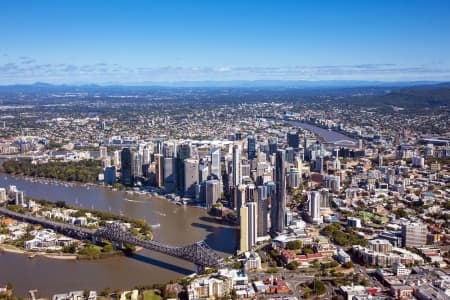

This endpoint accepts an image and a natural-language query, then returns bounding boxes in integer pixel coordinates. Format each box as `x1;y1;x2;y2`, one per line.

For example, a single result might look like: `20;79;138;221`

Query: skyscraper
247;202;257;249
239;204;249;253
176;143;191;195
288;167;301;189
99;146;108;159
163;141;175;158
271;149;286;233
15;190;24;206
232;145;242;187
199;162;209;183
210;147;221;179
268;138;278;156
132;152;142;179
287;131;299;149
184;158;199;198
205;179;220;211
104;166;117;185
142;147;152;165
120;148;133;186
154;154;164;188
285;147;295;164
309;191;321;224
256;185;268;237
247;135;256;160
163;157;176;193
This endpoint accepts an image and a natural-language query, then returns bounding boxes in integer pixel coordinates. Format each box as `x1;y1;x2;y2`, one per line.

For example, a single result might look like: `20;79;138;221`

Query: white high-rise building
15;190;24;206
0;188;6;203
247;202;257;250
309;191;321;224
143;148;152;165
99;146;108;159
210;147;221;179
113;150;121;168
232;145;242;186
240;204;249;253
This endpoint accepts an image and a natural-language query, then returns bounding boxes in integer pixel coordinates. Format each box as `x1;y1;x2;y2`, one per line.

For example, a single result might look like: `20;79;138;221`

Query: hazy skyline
1;0;450;84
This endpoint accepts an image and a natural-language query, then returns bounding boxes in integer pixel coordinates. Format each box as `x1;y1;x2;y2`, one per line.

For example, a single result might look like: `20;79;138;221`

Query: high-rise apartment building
271;149;286;233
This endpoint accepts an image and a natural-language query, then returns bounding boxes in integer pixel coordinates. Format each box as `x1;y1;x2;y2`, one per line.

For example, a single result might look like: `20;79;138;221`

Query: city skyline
1;0;450;84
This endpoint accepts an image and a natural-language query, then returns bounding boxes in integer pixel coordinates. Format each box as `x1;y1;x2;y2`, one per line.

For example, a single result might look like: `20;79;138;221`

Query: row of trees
1;159;102;183
321;222;367;247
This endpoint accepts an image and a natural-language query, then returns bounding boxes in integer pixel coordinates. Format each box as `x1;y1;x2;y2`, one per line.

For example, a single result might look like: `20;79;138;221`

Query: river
0;174;238;297
283;120;357;147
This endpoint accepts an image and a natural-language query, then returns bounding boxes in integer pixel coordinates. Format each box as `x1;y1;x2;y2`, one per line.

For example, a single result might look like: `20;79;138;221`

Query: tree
55;200;66;208
286;240;302;250
102;244;114;253
342;261;354;268
308;279;326;296
100;288;110;297
287;261;299;271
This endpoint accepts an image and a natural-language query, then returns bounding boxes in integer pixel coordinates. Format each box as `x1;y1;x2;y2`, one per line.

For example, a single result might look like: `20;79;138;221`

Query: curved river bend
283;120;357;147
0;175;238;297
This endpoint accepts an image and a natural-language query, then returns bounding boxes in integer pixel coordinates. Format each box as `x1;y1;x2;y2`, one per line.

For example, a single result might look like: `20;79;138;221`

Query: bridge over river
0;207;224;269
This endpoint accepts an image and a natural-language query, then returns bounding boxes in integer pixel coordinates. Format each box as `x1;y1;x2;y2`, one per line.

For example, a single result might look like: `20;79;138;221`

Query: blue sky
1;0;450;84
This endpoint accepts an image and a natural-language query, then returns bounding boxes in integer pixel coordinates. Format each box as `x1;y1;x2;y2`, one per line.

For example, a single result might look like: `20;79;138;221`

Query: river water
0;175;238;297
283;120;357;147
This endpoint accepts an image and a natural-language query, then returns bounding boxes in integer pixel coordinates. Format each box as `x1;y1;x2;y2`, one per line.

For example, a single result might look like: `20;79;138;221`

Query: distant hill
340;83;450;109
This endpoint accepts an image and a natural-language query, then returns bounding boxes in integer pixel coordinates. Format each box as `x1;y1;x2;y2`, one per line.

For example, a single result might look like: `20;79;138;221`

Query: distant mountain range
0;80;446;91
0;81;448;109
339;82;450;109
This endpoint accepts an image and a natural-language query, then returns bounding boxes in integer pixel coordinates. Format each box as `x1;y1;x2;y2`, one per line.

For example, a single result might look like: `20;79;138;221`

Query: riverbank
0;244;144;261
0;244;77;260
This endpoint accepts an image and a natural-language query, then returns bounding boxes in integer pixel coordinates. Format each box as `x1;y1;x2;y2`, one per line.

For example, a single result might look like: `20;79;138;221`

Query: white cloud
0;56;449;84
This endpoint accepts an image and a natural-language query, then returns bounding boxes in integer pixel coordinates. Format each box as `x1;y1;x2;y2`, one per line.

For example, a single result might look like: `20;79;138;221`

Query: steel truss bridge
0;207;224;269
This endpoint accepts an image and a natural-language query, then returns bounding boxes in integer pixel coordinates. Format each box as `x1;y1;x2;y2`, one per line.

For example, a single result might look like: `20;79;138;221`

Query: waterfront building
120;148;133;185
247;201;257;249
176;143;191;195
163;157;176;193
15;190;24;206
154;154;164;188
184;158;199;198
104;166;117;185
0;188;6;203
205;179;220;211
240;204;249;252
132;152;142;179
